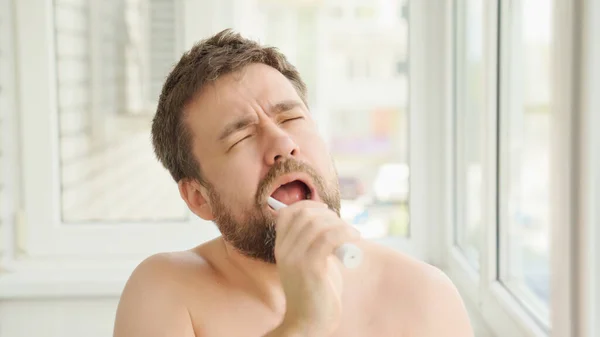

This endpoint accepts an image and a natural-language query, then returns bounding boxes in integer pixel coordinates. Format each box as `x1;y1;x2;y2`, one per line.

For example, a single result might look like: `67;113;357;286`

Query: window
449;0;599;335
451;0;555;334
453;0;485;271
54;0;188;223
498;0;552;325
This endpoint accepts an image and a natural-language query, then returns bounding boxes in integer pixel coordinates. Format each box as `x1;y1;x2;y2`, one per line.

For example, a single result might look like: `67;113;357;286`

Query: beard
206;158;340;264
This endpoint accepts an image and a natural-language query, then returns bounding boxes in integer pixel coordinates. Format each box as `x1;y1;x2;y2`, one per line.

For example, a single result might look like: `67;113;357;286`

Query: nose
263;125;299;166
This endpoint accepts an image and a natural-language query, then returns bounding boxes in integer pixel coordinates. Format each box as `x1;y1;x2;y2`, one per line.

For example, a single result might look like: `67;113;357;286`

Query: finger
280;209;349;266
280;208;339;259
276;207;321;256
275;200;328;247
306;223;361;267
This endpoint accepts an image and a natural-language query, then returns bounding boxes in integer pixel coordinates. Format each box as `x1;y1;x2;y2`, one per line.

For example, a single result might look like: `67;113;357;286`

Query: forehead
185;63;303;135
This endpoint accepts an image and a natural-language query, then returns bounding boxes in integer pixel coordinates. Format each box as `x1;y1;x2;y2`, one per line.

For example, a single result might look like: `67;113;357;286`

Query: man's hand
266;200;361;336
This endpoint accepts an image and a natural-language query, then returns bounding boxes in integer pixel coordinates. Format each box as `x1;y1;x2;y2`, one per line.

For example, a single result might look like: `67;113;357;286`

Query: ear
178;179;215;221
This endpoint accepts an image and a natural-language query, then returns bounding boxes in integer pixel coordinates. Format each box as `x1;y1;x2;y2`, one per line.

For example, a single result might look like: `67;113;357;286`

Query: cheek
212;156;261;202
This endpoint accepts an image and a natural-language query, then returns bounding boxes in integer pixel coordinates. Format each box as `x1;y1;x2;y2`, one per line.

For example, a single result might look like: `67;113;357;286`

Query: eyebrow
270;100;303;115
218;100;304;141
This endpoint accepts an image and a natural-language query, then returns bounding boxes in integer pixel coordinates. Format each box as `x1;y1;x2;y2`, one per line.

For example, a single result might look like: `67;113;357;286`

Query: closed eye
229;134;252;151
282;117;304;123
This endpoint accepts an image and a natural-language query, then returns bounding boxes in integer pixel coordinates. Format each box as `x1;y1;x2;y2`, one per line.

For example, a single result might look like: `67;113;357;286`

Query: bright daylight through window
499;0;552;326
53;0;411;240
454;0;485;272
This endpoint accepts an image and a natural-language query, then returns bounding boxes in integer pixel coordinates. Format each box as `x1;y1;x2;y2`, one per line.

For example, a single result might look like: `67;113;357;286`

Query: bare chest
190;299;403;337
195;318;393;337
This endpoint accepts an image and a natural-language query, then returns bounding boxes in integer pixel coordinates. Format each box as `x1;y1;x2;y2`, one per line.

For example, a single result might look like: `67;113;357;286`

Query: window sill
0;257;141;299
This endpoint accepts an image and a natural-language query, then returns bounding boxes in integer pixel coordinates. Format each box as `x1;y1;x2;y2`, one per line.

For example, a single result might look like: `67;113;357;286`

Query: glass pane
55;0;188;222
454;0;485;271
500;0;551;323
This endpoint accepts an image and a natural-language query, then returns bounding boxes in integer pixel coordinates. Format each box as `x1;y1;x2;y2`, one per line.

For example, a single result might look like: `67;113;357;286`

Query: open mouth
270;179;313;206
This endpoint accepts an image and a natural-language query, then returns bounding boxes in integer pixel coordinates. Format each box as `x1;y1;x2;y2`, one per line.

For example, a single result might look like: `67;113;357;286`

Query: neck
220;238;286;314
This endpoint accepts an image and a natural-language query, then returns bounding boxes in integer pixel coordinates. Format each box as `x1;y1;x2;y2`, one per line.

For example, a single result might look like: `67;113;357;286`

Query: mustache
254;159;324;205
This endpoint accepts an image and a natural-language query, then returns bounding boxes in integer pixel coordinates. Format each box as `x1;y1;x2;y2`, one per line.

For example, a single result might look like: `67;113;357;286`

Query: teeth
306;191;312;200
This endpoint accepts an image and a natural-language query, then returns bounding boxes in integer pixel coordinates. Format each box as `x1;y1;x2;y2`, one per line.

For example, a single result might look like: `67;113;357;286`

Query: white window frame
398;0;451;266
0;0;19;267
445;0;594;336
444;1;545;335
548;0;578;335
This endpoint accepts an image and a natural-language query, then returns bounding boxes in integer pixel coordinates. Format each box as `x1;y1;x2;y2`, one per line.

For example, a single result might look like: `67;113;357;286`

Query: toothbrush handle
335;243;363;269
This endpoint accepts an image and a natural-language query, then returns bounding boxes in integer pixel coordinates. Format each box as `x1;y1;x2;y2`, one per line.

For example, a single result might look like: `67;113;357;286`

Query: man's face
185;63;341;263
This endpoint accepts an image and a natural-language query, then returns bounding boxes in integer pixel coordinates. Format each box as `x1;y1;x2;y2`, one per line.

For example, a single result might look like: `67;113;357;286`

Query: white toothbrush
268;197;363;269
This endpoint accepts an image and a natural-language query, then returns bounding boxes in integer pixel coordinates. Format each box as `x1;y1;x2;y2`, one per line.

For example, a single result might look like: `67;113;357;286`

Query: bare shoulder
370;242;451;294
128;250;213;287
364;242;474;337
123;241;220;290
113;240;223;337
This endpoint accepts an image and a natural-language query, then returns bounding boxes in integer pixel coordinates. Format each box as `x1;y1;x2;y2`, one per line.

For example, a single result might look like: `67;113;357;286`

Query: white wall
0;298;120;337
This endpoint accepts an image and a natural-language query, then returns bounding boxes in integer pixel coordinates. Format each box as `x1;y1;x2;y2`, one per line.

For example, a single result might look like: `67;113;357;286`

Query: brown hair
151;29;308;184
